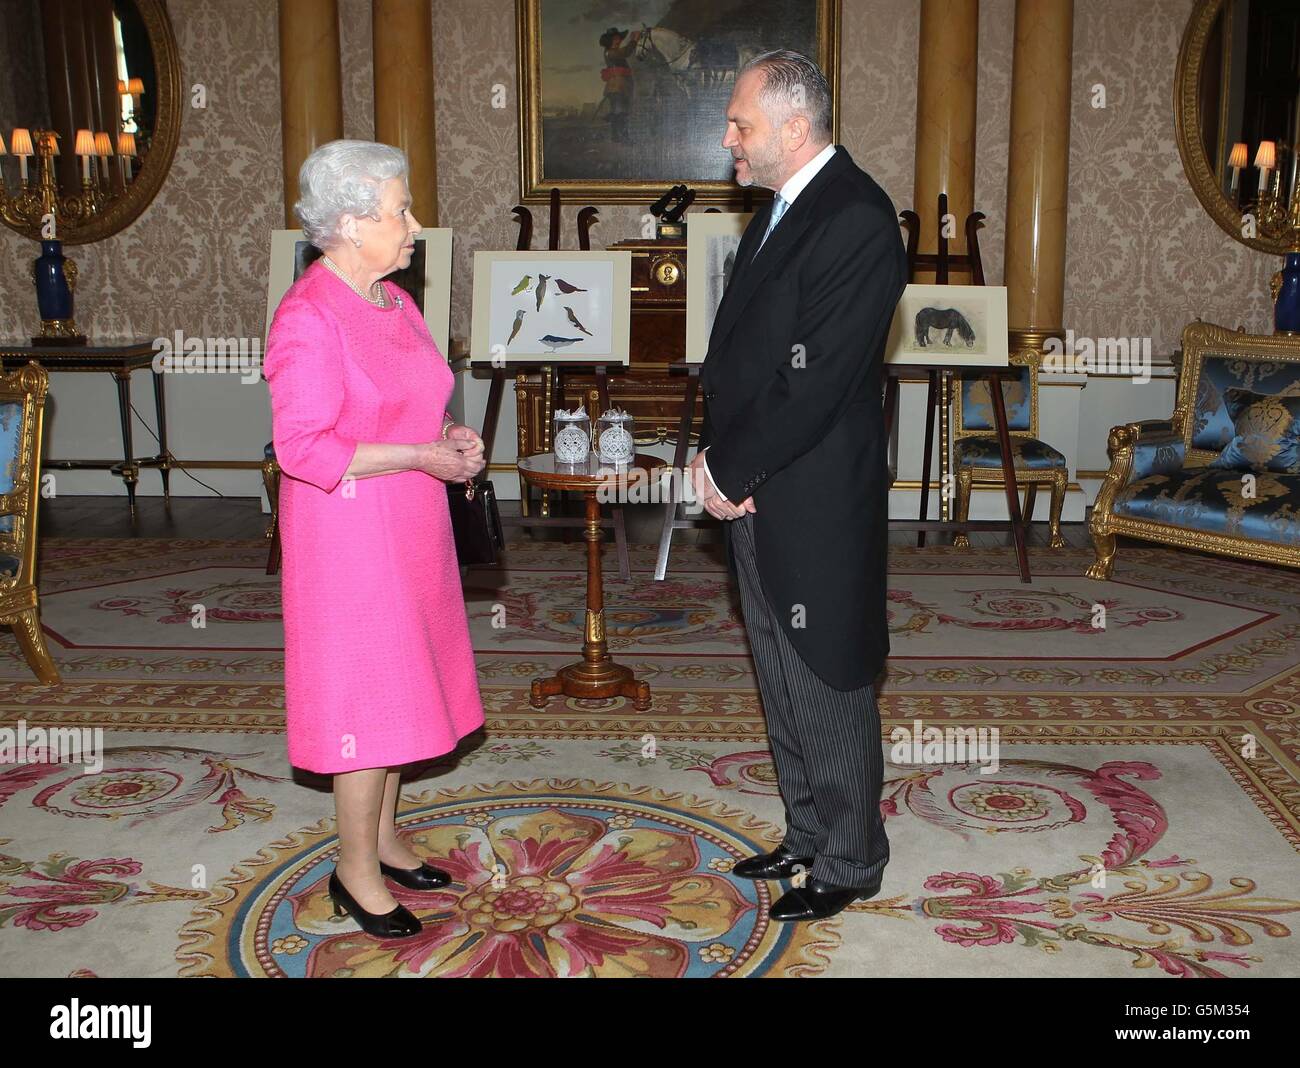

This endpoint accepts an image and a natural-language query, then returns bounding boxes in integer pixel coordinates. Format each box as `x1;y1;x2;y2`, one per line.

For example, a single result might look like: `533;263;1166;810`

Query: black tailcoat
699;144;907;691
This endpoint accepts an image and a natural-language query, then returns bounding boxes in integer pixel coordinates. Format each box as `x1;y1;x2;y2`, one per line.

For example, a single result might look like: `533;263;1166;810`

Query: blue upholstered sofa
1087;321;1300;578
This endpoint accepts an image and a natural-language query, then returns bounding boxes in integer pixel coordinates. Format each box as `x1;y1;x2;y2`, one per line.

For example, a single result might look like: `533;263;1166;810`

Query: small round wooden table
517;453;662;711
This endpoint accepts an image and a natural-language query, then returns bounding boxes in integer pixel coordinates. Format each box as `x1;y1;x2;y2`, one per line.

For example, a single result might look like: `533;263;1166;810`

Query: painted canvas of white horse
633;25;752;92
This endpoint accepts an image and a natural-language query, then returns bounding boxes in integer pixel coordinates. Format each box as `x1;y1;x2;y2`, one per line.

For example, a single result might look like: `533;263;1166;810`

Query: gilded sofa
1087;321;1300;579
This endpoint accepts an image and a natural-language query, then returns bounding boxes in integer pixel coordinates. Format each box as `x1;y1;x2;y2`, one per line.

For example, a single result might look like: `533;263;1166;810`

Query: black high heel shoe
328;870;422;938
379;859;452;891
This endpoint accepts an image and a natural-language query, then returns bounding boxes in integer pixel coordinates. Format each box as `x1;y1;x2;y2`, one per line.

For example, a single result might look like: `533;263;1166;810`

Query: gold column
372;0;439;225
1004;0;1074;350
278;0;343;227
913;0;979;259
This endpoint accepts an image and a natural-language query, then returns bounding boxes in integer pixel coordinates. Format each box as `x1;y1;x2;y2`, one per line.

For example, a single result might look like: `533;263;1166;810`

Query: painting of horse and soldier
518;0;839;202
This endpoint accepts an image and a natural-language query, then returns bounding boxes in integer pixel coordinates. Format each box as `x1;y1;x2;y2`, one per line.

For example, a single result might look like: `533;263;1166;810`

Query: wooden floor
38;495;1098;550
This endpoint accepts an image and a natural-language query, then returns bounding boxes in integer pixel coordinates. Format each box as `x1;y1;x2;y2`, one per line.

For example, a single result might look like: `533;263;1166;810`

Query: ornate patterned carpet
1;537;1298;977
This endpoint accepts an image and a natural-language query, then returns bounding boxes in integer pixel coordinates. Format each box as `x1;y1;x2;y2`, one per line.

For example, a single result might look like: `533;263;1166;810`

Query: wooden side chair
0;362;61;683
952;349;1068;549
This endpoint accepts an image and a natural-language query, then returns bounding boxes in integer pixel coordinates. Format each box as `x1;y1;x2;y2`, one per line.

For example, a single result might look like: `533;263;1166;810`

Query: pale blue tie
753;194;788;260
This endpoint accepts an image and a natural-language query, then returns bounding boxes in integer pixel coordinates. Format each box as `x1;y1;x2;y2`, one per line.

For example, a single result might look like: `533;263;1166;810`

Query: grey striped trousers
730;511;890;888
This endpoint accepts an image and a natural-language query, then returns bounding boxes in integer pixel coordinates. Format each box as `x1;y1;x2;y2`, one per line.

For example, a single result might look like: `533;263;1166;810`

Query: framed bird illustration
469;250;633;365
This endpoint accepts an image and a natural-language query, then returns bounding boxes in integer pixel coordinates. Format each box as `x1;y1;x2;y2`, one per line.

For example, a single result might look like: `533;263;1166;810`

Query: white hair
741;49;833;143
293;139;409;249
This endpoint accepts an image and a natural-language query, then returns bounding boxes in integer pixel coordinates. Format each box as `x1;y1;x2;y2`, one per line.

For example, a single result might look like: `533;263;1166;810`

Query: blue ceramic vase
33;239;74;324
1276;252;1300;334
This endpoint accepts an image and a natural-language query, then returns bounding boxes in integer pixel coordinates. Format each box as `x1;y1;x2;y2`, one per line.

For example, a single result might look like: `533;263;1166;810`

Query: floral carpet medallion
1;735;1298;977
178;780;834;978
3;539;1300;978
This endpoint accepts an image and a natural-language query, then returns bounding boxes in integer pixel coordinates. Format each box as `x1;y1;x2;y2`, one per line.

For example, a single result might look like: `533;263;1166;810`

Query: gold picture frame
516;0;841;205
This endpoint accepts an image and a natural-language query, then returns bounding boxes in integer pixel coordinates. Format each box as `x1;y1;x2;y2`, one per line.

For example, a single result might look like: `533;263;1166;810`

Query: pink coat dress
263;260;484;774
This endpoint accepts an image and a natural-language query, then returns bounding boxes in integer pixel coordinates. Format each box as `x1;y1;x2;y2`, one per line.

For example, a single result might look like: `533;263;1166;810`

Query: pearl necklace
321;255;388;307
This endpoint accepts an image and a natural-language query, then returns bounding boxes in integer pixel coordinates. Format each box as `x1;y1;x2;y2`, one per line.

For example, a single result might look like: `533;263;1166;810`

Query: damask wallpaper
0;0;1275;355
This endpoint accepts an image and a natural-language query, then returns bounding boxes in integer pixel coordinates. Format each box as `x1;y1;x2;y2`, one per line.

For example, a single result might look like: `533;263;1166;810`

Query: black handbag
447;476;504;566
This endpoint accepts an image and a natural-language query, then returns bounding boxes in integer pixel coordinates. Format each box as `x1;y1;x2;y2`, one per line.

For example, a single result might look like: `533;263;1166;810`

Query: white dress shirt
703;142;838;501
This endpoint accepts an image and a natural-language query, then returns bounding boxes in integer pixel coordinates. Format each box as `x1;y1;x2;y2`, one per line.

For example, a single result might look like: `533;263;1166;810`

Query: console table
0;340;171;516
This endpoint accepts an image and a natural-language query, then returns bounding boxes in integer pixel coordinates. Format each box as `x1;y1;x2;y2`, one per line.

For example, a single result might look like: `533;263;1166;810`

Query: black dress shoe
733;844;815;881
379;859;452;891
770;874;883;922
328;870;422;938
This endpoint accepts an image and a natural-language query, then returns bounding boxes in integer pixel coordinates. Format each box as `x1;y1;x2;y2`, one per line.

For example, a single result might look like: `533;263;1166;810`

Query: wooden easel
475;188;631;579
886;193;1029;581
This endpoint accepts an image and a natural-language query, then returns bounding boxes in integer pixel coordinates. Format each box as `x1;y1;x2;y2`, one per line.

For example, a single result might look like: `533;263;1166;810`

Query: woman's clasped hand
423;430;486;482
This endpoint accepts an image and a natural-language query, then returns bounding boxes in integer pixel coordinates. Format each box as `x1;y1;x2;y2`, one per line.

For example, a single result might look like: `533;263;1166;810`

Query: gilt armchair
0;361;60;683
952;348;1069;549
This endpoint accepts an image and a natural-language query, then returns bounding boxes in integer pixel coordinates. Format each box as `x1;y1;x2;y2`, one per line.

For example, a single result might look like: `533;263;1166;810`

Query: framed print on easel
469;250;632;365
883;283;1009;368
264;229;455;357
684;211;753;362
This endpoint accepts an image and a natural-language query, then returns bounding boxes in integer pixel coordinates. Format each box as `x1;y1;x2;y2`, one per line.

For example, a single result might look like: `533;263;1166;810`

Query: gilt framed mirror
1175;0;1300;255
0;0;182;245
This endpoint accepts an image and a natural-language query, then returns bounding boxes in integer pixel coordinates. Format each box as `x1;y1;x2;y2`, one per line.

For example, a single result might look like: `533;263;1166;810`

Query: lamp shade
1228;142;1249;169
0;131;6;155
74;129;96;156
117;131;137;157
127;77;144;96
10;128;33;155
117;79;127;94
94;131;113;156
1255;140;1277;169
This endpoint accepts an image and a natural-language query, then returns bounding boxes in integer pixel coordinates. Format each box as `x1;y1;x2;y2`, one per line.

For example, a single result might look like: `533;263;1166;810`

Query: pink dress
263;260;484;774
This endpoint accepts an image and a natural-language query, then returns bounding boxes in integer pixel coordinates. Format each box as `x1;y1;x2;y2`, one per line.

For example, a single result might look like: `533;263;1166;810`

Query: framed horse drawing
883;284;1010;368
516;0;841;204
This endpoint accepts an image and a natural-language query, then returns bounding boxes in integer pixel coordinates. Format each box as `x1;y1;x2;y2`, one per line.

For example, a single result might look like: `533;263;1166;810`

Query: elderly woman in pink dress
263;140;485;940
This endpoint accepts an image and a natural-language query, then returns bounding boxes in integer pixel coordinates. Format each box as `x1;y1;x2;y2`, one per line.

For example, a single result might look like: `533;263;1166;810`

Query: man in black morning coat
690;49;907;922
